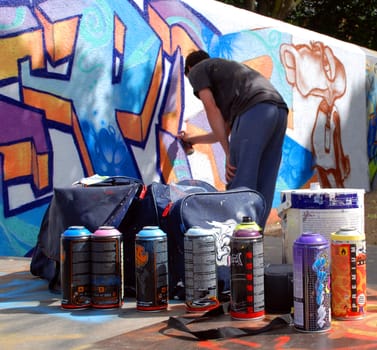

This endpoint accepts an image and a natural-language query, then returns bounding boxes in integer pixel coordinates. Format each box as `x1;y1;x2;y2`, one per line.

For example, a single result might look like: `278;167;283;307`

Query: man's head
184;50;210;76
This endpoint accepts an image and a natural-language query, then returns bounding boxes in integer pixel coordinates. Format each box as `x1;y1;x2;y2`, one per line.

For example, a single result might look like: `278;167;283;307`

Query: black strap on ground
165;302;292;341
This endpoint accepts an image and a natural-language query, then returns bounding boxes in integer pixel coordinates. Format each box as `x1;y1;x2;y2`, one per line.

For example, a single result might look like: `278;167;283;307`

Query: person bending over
179;50;288;228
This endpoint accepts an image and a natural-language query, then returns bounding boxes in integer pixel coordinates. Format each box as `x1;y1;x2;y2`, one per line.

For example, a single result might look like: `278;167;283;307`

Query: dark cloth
187;58;287;127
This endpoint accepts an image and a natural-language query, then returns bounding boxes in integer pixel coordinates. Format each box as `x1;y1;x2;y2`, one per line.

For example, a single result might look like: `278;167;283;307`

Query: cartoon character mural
280;41;350;188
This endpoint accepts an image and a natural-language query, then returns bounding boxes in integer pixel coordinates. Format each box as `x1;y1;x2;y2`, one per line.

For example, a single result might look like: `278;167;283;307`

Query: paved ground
1;235;377;350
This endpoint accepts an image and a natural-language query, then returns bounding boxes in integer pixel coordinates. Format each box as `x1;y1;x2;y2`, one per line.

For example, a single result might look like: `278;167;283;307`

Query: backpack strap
164;302;292;340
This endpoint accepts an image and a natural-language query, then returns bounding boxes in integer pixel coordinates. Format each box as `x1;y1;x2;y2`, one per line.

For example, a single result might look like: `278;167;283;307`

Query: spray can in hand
178;131;194;155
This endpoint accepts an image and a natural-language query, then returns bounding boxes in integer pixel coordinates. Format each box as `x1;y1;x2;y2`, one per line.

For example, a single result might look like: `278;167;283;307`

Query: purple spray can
293;232;331;332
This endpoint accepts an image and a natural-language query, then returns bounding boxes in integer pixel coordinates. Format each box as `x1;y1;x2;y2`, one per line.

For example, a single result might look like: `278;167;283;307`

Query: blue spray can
60;226;91;309
135;226;168;311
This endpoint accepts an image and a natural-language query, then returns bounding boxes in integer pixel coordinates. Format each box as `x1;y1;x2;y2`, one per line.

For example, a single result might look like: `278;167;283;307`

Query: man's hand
225;154;236;182
177;130;191;143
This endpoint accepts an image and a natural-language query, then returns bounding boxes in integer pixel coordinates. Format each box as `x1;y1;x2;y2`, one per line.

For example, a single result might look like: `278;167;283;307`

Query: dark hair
184;50;210;75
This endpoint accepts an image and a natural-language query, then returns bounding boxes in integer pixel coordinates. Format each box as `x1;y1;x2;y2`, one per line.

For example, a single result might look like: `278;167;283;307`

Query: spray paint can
60;226;91;309
331;227;367;320
180;140;194;155
184;227;219;312
230;217;264;320
135;226;168;311
91;226;124;308
234;216;261;232
178;131;194;155
293;232;331;332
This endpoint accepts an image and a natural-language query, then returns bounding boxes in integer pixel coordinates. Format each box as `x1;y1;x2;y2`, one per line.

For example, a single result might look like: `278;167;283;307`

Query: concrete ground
1;235;377;350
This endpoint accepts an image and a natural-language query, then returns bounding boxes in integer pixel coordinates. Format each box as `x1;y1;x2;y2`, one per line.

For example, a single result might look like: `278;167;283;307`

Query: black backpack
30;176;144;292
119;179;217;295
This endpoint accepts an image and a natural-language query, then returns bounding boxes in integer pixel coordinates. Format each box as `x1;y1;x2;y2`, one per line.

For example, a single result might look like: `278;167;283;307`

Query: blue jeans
228;103;288;227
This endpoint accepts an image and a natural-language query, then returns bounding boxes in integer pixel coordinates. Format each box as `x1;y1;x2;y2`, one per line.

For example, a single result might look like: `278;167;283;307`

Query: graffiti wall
366;51;377;190
0;0;372;256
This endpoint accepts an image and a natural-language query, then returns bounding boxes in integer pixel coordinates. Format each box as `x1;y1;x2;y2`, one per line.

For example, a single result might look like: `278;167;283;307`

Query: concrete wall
0;0;373;256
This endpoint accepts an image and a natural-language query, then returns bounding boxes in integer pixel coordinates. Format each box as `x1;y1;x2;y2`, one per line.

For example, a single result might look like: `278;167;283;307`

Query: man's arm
179;131;218;144
198;88;230;155
198;88;236;182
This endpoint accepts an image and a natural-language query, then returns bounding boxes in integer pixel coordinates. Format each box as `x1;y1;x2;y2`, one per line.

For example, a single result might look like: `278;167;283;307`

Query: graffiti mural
280;41;350;188
0;0;372;256
366;56;377;189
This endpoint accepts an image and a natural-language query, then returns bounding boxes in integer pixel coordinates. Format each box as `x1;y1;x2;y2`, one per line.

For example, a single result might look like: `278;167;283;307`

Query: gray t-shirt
188;58;287;127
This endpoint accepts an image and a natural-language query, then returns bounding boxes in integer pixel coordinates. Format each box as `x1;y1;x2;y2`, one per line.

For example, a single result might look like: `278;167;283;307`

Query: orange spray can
331;227;367;320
